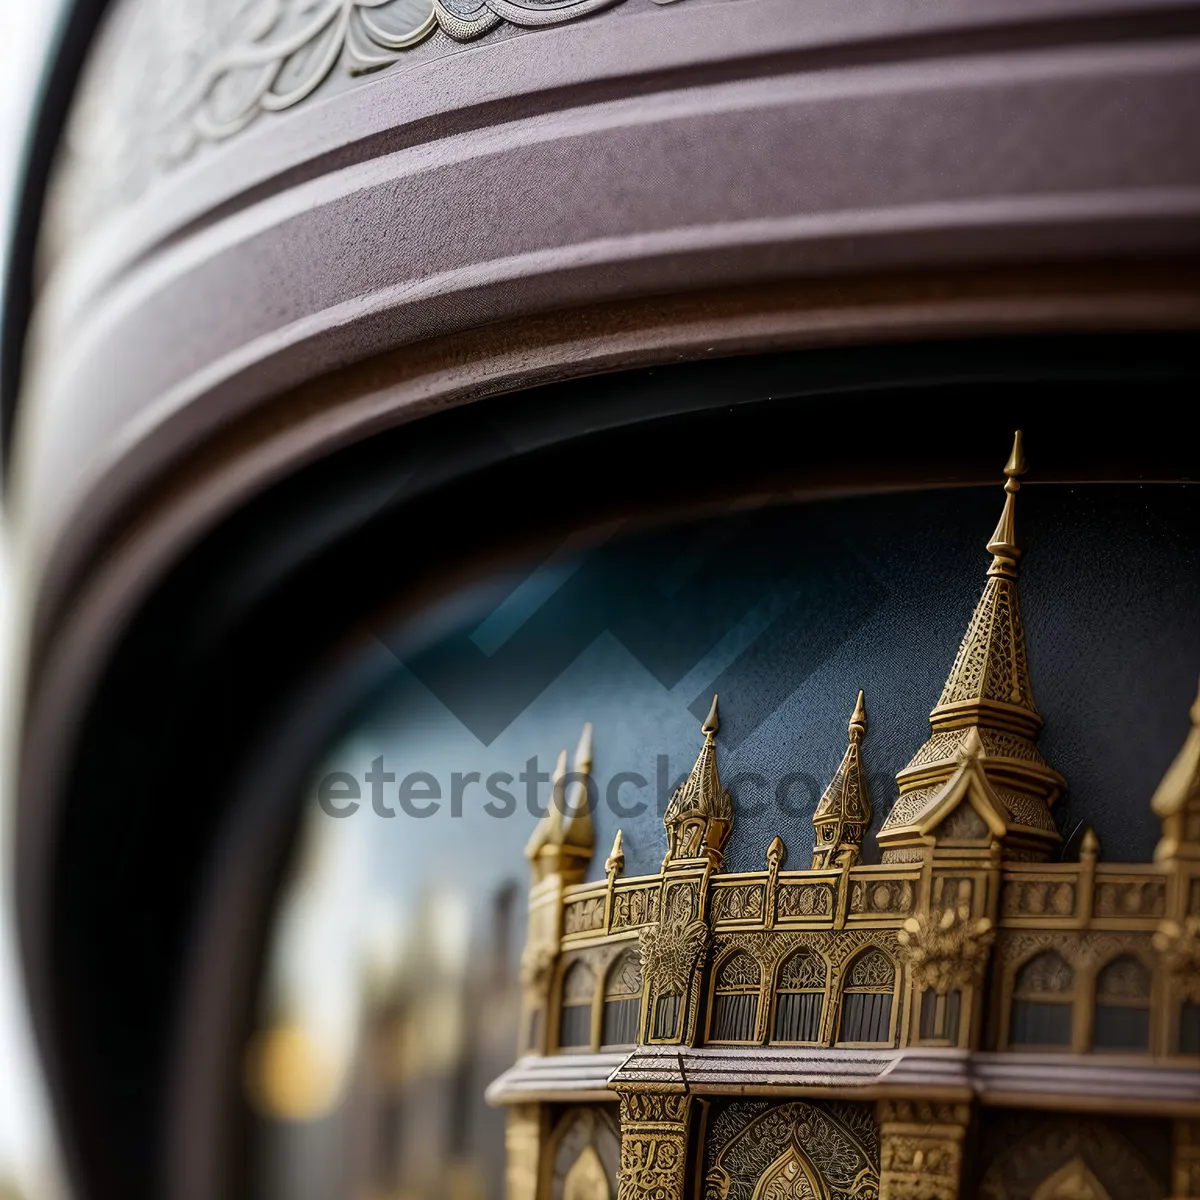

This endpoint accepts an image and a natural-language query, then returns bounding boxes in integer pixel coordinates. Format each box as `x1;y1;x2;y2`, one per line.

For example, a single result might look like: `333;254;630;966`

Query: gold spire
605;829;625;879
811;690;871;869
986;429;1027;578
880;435;1064;863
525;725;596;883
1152;678;1200;862
663;695;733;869
936;430;1037;724
561;722;595;849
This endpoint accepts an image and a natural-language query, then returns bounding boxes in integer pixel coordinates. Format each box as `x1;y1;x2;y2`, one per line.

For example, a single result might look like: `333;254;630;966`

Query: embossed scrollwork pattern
704;1100;879;1200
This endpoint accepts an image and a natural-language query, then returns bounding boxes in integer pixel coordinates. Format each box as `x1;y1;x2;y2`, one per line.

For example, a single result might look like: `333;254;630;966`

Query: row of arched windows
557;945;1200;1054
556;945;902;1051
707;945;898;1046
558;950;645;1051
1005;949;1196;1053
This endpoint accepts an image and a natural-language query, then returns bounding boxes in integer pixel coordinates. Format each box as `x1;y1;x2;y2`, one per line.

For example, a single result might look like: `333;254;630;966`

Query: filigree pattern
881;847;926;864
716;950;762;990
777;884;834;919
907;729;1050;771
778;949;827;991
611;886;658;930
713;884;766;923
640;918;707;998
616;1090;690;1200
848;947;897;989
994;789;1057;833
704;1100;879;1200
937;576;1036;713
881;787;942;831
850;880;915;916
565;895;607;935
606;949;643;999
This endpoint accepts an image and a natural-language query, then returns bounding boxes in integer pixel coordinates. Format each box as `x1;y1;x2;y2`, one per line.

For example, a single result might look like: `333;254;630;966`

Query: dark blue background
354;482;1200;882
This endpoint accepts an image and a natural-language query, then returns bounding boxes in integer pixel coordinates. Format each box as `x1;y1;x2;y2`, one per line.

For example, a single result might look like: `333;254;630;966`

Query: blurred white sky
1;1;71;1195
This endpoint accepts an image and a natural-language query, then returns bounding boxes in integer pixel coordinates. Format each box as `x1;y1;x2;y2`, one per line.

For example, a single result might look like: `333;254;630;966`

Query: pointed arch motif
750;1145;827;1200
837;946;897;1045
558;958;597;1050
1092;954;1151;1052
1009;950;1073;1049
772;948;827;1044
1030;1157;1112;1200
703;1100;878;1200
709;948;763;1043
601;947;642;1049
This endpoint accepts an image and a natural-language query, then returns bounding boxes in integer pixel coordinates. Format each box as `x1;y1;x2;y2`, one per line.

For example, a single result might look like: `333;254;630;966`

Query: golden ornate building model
488;434;1200;1200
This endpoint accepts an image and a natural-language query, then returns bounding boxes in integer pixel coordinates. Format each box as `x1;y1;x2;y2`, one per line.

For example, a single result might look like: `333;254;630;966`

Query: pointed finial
1151;676;1200;862
702;694;720;739
1004;429;1027;482
573;722;593;776
524;747;568;862
547;747;569;827
605;829;625;878
767;835;786;869
848;689;866;742
987;431;1026;576
1081;826;1099;860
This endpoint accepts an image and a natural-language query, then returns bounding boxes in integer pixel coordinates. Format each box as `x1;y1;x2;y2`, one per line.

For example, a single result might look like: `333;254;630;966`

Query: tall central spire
934;429;1038;731
879;432;1065;862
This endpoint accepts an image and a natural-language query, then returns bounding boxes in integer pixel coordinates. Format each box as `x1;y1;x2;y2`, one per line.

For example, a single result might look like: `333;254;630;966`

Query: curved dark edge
0;0;109;469
21;335;1198;1200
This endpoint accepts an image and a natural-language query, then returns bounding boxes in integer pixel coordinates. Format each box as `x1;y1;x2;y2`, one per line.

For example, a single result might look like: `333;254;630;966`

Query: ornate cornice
47;0;697;256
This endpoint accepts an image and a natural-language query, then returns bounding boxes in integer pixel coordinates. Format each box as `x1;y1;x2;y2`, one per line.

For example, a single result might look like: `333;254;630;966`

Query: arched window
919;988;962;1044
601;949;642;1048
652;992;682;1040
1009;950;1073;1048
558;960;596;1050
1093;955;1151;1051
837;947;896;1044
772;949;826;1043
709;950;761;1043
1181;1002;1200;1055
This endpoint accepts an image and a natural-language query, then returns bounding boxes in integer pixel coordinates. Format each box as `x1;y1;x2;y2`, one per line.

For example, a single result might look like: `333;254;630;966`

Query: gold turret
525;723;595;884
1153;678;1200;863
663;695;732;870
811;690;871;869
879;432;1065;863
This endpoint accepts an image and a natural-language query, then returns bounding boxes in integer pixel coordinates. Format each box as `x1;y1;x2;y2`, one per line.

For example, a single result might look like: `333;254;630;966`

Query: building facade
488;434;1200;1200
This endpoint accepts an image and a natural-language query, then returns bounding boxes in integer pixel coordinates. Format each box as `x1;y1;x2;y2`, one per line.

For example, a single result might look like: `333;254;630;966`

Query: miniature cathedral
489;434;1200;1200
